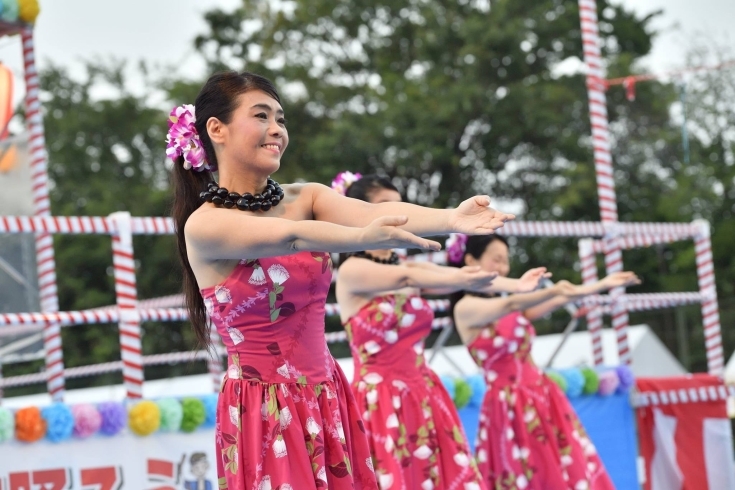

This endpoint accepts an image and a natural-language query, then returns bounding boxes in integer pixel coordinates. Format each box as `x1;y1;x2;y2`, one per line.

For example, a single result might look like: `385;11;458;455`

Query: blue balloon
560;368;585;398
41;403;74;442
465;374;487;407
201;393;218;428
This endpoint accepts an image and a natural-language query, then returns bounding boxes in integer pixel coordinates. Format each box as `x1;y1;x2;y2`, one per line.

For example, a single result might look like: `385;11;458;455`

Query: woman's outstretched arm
186;211;440;261
454;281;580;331
309;184;515;237
337;259;497;296
523;272;641;320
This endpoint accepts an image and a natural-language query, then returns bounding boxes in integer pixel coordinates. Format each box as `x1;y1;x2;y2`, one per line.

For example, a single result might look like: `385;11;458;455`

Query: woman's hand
447;196;516;234
599;271;641;290
360;216;442;251
552;280;583;298
516;267;552;293
456;266;499;292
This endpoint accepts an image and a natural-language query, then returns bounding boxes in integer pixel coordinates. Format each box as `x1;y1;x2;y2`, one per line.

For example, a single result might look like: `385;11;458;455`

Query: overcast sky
0;0;731;105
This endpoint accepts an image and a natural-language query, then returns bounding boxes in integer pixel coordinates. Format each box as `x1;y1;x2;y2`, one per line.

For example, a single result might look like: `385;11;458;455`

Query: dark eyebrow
251;103;284;115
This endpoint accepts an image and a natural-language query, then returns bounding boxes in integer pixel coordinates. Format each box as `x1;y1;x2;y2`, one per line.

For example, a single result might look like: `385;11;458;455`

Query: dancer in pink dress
169;72;515;489
334;174;550;490
448;234;639;490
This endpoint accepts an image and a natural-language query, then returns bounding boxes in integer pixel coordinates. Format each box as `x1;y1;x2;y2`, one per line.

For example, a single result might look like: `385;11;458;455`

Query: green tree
5;61;205;395
192;1;719;359
192;1;733;370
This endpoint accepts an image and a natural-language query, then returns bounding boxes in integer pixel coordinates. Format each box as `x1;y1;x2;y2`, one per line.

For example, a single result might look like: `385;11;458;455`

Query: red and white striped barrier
21;27;66;401
694;220;724;375
579;239;604;365
0;215;702;239
499;221;696;237
588;232;696;253
0;292;706;328
0;350;217;389
580;292;706;307
0;212;722;387
578;0;632;366
0;215;174;235
0;317;454;389
633;384;735;408
110;213;143;399
0;308;189;328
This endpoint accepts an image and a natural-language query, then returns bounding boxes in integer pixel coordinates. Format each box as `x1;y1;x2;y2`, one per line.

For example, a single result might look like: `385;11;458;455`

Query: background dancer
449;234;639;490
334;173;547;490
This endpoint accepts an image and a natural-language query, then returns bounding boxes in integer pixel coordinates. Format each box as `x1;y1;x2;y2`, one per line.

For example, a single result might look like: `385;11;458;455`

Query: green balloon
453;378;472;409
1;0;18;22
545;371;568;392
180;398;206;433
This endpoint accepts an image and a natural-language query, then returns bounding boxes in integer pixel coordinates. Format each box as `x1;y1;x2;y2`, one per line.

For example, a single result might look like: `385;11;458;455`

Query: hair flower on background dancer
169;71;515;489
331;171;363;196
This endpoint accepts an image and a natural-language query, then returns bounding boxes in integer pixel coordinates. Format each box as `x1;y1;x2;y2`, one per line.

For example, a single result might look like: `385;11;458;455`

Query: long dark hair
337;174;399;266
448;234;510;315
171;71;282;348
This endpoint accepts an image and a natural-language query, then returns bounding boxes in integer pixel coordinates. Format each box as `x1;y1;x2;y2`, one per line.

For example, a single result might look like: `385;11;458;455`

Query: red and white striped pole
693;220;724;375
22;27;66;400
578;0;631;365
110;212;144;398
579;239;604;365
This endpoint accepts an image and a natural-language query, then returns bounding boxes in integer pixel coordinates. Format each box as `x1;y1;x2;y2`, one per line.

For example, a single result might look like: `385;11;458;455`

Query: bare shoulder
453;294;474;312
280;182;320;212
453;295;483;324
184;205;217;241
292;182;330;199
336;256;369;282
281;182;309;195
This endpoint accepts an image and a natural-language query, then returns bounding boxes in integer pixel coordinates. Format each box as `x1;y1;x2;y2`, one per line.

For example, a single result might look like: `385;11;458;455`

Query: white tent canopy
723;352;735;384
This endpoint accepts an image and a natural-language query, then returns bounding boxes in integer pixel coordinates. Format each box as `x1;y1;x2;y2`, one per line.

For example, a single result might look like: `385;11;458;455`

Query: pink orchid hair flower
446;233;468;264
331;171;363;196
165;104;213;171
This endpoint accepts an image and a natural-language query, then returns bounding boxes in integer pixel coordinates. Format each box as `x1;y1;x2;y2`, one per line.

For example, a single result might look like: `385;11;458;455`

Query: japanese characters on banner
636;375;735;490
0;430;217;489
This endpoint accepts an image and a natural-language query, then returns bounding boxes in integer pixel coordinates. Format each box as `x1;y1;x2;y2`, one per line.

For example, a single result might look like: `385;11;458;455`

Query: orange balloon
0;144;17;172
15;406;46;442
0;63;13;140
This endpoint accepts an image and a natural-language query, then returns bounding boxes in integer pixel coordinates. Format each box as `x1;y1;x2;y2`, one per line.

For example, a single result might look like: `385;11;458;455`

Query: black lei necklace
349;251;400;265
200;178;285;212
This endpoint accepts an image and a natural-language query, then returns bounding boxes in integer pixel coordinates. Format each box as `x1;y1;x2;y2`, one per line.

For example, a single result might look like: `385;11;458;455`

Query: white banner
0;429;218;490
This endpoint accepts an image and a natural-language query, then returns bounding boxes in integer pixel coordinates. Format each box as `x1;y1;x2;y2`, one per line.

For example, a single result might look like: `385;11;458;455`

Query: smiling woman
168;70;515;490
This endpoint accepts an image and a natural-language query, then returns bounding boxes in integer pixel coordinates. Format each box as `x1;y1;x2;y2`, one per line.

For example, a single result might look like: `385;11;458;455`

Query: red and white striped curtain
636;375;735;490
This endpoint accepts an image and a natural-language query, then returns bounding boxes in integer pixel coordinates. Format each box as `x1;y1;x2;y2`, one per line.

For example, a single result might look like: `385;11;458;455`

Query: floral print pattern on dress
200;252;377;490
469;311;615;490
346;293;484;490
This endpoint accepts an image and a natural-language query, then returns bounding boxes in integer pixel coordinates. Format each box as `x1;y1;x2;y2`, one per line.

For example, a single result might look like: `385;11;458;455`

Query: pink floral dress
345;293;484;490
468;311;615;490
200;252;378;490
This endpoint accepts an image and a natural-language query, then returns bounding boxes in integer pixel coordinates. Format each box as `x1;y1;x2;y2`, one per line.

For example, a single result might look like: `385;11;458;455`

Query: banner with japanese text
0;429;218;490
